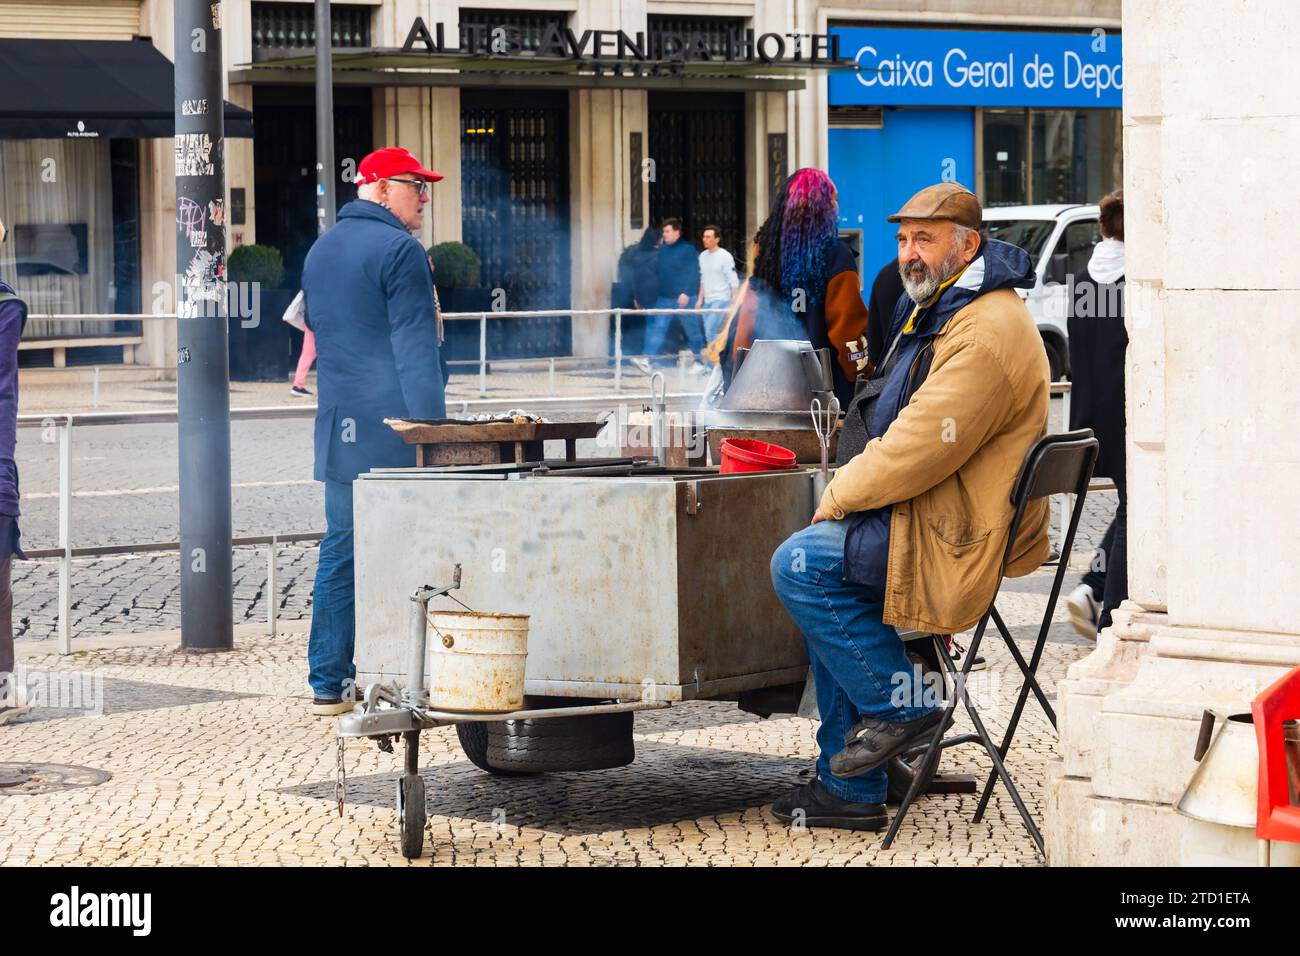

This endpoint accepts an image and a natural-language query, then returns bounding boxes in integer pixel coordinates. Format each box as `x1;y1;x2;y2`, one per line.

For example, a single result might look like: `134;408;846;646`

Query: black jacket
623;245;659;308
867;259;905;371
1067;267;1127;481
655;239;700;300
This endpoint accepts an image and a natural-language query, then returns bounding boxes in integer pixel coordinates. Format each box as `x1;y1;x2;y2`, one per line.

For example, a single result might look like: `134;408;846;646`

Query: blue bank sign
829;27;1123;108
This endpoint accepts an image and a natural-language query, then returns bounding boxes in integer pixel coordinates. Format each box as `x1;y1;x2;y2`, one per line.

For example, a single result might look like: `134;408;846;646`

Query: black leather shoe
769;778;887;831
829;709;944;779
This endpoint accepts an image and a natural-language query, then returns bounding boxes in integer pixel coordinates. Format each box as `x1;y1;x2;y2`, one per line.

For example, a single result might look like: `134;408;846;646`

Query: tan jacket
819;287;1051;633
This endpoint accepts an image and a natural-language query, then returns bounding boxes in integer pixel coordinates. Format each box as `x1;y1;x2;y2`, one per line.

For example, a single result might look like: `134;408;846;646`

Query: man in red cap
300;147;446;715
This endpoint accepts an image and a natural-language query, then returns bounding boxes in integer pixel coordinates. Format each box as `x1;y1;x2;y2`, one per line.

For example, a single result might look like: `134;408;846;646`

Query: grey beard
900;244;965;303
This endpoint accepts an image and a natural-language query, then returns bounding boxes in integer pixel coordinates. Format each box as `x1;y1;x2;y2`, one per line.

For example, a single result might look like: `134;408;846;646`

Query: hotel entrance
648;91;746;260
460;88;571;357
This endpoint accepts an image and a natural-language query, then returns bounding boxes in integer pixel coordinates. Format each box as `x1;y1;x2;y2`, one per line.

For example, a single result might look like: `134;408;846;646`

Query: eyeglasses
386;178;430;198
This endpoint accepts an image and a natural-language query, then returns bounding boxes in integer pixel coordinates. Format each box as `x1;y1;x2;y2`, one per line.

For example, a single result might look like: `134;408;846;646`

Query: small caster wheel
397;773;426;859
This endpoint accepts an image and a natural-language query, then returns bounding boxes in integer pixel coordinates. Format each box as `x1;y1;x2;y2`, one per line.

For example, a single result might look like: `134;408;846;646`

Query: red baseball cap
356;147;444;185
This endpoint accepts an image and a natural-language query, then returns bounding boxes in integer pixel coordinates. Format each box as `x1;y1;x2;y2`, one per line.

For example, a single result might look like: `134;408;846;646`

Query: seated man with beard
769;183;1051;831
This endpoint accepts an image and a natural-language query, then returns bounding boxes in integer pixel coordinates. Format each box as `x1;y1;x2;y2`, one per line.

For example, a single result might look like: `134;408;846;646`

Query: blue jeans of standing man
308;480;357;699
770;519;937;804
700;296;732;344
642;295;705;363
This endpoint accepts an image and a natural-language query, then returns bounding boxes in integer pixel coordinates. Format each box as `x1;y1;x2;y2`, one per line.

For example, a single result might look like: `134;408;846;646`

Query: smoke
745;279;817;344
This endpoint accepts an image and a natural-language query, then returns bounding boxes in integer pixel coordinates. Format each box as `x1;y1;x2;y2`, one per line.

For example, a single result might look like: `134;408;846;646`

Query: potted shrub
227;243;294;382
428;241;489;365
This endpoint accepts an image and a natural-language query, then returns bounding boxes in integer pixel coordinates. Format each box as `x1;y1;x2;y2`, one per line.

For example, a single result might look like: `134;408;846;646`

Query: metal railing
18;388;702;654
29;307;730;400
439;307;728;397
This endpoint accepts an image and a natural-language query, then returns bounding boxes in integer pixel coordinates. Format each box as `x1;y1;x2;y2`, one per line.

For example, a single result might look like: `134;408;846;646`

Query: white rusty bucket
426;609;529;712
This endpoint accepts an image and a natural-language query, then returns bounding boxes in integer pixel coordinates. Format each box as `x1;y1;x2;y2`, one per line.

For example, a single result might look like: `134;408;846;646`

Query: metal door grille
251;2;371;61
457;8;568;53
461;90;571;357
648;93;746;261
647;15;747;60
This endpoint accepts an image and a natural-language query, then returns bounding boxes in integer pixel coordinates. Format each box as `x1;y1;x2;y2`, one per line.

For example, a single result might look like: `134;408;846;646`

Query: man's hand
813;485;847;525
677;293;690;308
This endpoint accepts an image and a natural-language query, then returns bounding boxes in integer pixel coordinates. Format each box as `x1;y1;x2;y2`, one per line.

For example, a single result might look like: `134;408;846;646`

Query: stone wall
1046;0;1300;866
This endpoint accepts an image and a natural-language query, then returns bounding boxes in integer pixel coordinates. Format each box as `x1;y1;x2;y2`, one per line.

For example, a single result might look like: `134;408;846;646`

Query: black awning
0;38;253;139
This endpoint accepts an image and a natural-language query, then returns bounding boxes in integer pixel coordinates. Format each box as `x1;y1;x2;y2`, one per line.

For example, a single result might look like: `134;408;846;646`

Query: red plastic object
1251;665;1300;844
718;438;798;475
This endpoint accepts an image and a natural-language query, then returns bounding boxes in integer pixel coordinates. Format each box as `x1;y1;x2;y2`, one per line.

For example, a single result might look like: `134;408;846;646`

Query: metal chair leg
882;635;956;849
990;605;1056;726
971;608;1058;824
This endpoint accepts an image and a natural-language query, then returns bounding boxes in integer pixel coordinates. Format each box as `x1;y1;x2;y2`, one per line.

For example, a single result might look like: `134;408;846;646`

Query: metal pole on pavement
315;0;336;234
56;420;72;655
175;0;233;651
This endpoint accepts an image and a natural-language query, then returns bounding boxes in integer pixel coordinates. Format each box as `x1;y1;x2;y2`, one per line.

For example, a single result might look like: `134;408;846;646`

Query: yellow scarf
901;261;971;334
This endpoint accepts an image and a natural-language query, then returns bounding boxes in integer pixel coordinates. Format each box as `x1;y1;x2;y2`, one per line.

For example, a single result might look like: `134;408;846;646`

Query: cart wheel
397;774;426;859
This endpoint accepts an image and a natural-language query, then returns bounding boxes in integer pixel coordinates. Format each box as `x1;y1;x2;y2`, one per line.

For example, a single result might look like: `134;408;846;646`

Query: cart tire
398;774;425;859
487;710;635;773
456;722;535;776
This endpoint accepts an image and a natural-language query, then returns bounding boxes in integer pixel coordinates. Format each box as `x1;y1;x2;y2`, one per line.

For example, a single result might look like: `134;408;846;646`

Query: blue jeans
643;295;705;362
308;480;357;698
770;520;936;803
700;296;731;343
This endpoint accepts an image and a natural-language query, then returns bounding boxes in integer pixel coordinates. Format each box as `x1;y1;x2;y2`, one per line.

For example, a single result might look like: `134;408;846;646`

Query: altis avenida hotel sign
402;17;848;74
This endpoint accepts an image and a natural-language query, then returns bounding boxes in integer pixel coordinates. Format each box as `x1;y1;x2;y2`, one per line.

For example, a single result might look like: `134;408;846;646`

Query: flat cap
887;182;982;230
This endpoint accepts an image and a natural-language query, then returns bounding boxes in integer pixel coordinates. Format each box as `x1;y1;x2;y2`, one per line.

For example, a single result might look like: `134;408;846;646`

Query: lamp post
174;0;234;651
315;0;336;234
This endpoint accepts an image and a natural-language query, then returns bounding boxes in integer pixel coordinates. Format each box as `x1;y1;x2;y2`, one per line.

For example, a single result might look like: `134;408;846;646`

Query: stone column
1046;0;1300;866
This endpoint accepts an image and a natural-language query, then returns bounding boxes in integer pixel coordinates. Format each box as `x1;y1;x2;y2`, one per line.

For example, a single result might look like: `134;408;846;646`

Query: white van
982;204;1101;382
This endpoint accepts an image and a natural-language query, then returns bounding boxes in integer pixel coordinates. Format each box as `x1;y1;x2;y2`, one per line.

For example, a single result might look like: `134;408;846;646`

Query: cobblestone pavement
0;562;1091;866
12;386;1115;643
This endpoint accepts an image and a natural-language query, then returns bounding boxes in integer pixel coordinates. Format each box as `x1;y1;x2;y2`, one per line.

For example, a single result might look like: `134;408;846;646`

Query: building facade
0;0;1121;368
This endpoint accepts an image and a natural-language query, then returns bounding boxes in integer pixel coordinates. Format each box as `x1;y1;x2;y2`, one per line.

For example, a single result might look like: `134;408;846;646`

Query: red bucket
718;438;799;474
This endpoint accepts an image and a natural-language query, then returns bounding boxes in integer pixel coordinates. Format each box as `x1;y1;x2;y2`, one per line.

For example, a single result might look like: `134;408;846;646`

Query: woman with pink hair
722;168;869;405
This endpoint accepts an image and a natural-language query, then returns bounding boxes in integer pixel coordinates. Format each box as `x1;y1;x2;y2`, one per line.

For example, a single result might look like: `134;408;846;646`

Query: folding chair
881;429;1099;855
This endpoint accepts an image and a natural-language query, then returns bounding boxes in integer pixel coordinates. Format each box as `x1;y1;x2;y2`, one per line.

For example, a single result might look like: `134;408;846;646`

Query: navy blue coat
0;280;25;516
655;238;700;300
301;201;446;484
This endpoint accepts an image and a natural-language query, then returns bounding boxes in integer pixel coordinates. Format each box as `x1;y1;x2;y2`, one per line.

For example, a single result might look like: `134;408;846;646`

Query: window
251;2;371;61
1052;219;1102;279
0;138;140;340
982;108;1027;207
457;9;569;53
982;219;1056;259
647;16;748;60
1033;109;1122;205
980;107;1121;208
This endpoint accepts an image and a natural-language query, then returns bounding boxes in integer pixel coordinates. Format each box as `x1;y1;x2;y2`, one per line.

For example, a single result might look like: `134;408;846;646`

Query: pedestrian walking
281;291;314;395
1065;189;1128;637
696;225;739;342
291;327;316;396
299;147;447;716
0;217;30;725
636;218;702;371
623;227;660;311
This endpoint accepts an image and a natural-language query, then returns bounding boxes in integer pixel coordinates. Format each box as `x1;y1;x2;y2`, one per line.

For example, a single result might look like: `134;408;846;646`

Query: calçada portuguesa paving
0;567;1089;867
